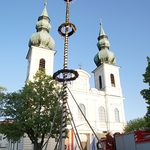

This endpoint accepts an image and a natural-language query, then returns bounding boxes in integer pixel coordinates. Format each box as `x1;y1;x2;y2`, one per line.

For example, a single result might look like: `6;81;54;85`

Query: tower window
39;58;45;71
78;104;86;121
114;108;120;123
110;74;115;87
99;106;106;122
99;76;102;89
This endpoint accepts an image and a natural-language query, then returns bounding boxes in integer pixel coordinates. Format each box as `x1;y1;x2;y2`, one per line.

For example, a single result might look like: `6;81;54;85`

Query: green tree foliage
0;86;6;99
0;71;62;150
0;86;6;115
141;57;150;126
0;86;6;92
124;117;147;133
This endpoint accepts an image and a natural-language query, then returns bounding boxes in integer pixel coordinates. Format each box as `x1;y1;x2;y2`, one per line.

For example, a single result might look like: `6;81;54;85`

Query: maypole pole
53;0;78;149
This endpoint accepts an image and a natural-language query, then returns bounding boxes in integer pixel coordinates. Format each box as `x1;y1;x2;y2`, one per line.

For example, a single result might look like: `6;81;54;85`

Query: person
106;133;115;150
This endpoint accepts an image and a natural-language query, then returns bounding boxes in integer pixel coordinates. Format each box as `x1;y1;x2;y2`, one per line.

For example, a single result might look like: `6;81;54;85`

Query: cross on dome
44;0;47;6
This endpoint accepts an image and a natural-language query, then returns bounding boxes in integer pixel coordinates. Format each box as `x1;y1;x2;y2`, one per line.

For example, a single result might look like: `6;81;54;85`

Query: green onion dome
94;23;115;67
28;4;55;50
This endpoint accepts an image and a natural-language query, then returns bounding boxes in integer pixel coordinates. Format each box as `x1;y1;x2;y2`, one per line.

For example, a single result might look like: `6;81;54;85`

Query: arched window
114;108;120;122
110;74;115;87
39;58;45;71
98;106;106;122
78;104;86;121
99;76;102;89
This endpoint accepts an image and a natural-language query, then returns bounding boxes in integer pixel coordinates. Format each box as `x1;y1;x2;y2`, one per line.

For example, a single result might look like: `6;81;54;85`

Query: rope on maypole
53;0;78;149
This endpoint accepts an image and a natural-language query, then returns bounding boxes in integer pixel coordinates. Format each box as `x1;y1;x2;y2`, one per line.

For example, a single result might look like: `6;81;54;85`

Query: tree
0;86;6;99
124;117;147;133
141;57;150;126
0;86;6;116
0;86;6;92
0;71;62;150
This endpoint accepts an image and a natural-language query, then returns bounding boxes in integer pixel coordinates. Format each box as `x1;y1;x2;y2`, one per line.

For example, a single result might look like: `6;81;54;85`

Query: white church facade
7;3;126;150
66;31;126;148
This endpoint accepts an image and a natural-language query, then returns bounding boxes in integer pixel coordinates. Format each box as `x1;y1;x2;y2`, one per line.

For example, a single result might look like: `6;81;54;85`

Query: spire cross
78;64;82;69
100;19;102;25
44;0;47;6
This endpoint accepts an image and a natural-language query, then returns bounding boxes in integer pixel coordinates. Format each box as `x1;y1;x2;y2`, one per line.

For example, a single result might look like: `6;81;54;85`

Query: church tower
93;23;122;97
93;23;126;132
26;3;55;81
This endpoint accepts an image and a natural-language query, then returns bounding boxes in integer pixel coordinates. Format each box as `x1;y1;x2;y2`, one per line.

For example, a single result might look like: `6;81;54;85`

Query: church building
8;2;126;150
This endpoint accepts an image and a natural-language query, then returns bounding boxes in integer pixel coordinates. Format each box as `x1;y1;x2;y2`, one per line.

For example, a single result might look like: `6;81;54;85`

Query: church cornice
92;63;120;74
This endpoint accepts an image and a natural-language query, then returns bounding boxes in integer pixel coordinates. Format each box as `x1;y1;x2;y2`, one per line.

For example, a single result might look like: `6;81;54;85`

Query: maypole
53;0;78;149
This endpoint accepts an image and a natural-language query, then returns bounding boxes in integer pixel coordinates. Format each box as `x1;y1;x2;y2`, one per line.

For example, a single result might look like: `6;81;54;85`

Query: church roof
94;23;116;67
28;2;55;50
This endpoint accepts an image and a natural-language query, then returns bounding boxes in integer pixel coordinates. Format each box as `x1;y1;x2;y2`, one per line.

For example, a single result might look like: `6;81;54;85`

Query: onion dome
28;3;55;50
94;23;116;67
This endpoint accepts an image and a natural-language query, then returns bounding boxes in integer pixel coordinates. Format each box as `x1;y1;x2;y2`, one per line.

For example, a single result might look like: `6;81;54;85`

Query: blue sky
0;0;149;121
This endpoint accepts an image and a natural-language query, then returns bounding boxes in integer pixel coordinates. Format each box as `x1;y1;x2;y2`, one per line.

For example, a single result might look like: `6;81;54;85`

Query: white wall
68;69;126;135
26;46;55;81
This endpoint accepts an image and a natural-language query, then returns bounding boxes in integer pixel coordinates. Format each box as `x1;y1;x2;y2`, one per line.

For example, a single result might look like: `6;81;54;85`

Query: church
7;2;126;150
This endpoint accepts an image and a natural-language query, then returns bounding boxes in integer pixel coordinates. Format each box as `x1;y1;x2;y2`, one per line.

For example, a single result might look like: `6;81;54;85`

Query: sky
0;0;149;121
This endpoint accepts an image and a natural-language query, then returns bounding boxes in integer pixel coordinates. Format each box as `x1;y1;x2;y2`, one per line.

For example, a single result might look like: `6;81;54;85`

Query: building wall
0;134;8;150
68;69;126;135
26;46;55;81
93;64;122;96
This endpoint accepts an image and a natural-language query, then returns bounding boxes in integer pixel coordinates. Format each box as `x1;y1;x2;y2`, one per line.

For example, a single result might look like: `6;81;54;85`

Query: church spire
99;22;106;36
94;23;116;67
97;22;110;50
28;1;55;50
41;0;48;17
26;1;55;81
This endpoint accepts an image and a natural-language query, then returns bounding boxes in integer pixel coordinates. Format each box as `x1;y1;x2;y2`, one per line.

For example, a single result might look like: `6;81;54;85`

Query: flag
92;136;96;150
